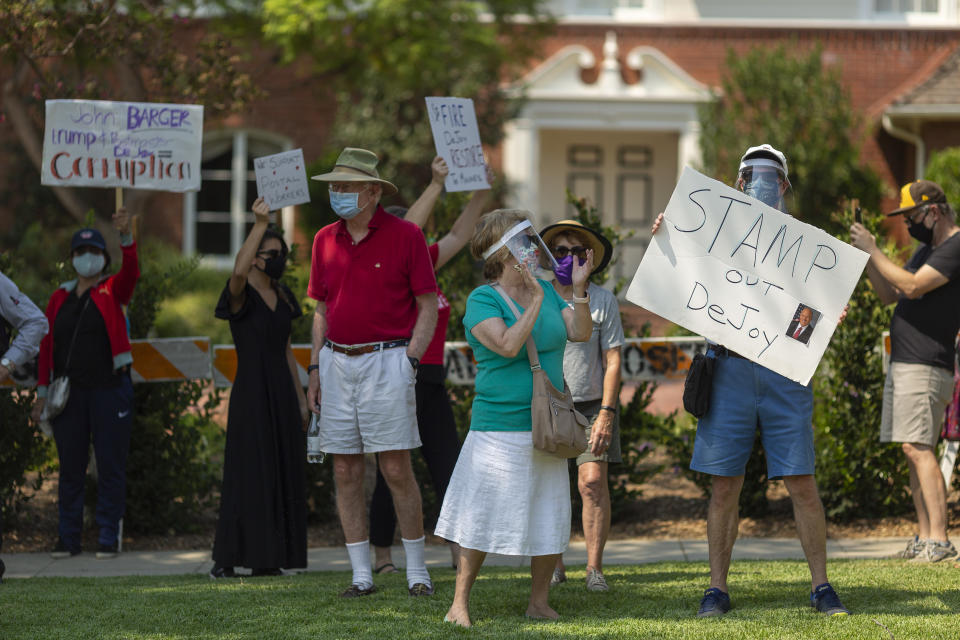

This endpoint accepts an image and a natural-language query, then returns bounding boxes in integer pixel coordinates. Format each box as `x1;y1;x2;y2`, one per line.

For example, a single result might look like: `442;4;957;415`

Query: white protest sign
425;97;490;192
41;100;203;191
253;149;310;210
626;166;868;385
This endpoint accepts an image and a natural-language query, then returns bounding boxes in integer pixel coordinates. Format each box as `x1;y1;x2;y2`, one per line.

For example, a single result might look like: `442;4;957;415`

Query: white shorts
316;344;420;454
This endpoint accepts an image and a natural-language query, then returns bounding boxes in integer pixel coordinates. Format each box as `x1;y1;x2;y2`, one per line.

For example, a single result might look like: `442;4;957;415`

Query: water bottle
307;413;324;464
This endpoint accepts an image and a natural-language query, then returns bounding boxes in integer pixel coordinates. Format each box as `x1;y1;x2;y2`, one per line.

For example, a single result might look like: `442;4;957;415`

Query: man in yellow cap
850;179;960;563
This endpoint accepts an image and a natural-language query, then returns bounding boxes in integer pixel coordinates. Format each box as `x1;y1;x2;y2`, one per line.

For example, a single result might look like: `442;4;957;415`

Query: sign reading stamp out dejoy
425;97;490;192
41;99;203;191
253;149;310;210
626;167;868;385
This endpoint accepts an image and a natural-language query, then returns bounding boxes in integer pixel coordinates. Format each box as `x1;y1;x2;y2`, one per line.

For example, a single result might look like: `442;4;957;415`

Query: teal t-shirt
463;280;569;431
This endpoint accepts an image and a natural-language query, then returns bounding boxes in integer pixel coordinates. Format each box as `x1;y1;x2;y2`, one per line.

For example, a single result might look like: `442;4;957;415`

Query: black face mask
258;254;287;280
906;211;934;245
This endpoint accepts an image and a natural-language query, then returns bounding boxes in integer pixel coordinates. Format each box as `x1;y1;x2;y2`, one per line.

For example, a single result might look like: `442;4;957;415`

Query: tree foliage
261;0;553;198
926;146;960;205
699;43;884;230
0;0;260;225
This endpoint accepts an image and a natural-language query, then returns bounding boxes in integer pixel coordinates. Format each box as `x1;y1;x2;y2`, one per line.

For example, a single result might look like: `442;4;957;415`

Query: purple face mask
554;254;583;286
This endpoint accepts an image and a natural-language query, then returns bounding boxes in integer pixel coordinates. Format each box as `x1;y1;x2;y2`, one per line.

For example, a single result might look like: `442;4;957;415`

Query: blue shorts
690;351;815;479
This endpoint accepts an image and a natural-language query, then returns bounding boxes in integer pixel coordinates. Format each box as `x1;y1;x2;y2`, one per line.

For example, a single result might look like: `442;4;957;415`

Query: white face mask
73;253;105;278
329;187;368;219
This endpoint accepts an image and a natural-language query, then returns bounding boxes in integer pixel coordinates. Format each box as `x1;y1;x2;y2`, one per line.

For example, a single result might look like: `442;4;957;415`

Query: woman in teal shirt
435;209;593;627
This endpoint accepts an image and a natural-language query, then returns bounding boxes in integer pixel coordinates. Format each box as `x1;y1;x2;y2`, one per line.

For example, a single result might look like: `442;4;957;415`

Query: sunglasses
552;245;587;260
257;249;283;259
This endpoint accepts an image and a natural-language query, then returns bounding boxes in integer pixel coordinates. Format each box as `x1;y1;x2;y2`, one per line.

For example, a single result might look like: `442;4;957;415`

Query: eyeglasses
257;249;282;259
552;245;587;260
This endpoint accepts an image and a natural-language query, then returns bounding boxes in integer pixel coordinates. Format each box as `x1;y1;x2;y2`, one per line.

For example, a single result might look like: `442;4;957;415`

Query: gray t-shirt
561;282;625;402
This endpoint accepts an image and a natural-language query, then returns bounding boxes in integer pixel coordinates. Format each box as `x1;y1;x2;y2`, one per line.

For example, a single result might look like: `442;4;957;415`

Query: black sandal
374;562;398;574
209;565;236;579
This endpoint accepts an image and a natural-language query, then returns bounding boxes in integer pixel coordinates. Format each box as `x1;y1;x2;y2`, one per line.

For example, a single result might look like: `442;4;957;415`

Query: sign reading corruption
41;99;204;191
625;166;868;385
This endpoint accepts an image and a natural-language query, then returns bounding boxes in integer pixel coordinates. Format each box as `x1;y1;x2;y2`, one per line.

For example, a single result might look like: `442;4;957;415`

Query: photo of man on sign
785;304;820;345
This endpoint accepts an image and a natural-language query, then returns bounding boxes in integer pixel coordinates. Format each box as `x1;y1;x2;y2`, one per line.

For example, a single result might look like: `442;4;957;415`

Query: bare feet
525;605;559;620
444;607;472;628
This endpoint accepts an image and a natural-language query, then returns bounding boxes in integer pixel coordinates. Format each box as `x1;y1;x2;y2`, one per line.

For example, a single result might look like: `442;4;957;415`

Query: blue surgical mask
329;188;364;219
743;173;782;210
72;253;105;278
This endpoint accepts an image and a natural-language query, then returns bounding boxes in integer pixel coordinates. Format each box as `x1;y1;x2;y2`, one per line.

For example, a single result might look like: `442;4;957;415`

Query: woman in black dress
210;196;308;578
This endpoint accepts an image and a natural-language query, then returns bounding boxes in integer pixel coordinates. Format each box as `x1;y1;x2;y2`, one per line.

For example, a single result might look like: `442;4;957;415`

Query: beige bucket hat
311;147;398;196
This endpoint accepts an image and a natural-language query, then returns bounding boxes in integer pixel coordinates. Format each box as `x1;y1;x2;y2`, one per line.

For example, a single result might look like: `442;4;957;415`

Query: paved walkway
2;537;909;579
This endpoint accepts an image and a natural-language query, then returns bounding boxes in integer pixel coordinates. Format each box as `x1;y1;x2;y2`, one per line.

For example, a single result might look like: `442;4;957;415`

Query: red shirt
422;243;451;366
307;206;437;345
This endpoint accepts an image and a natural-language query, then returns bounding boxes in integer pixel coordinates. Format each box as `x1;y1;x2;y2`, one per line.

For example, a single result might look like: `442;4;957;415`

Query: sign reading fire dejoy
41;99;204;191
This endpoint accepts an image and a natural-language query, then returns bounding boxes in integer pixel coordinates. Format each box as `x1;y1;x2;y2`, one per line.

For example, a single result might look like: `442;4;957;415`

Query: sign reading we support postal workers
41;100;203;191
425;97;490;192
253;149;310;210
626;167;868;385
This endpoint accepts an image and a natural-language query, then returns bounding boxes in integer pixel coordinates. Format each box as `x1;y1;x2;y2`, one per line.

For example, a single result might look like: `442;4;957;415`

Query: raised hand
431;156;449;186
651;212;665;235
252;197;270;224
113;207;131;235
571;248;594;290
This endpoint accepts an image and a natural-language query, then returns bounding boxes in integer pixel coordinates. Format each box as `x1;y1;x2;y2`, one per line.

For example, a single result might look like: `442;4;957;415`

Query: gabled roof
893;44;960;108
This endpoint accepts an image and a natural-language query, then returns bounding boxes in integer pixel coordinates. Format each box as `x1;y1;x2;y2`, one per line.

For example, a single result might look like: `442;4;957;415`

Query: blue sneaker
810;583;849;616
697;587;731;618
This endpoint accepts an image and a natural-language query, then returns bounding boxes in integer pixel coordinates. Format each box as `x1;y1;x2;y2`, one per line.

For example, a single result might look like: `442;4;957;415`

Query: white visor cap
739;144;790;185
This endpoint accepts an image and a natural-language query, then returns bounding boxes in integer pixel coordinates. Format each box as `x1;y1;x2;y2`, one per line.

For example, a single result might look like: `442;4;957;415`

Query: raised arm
228;197;271;312
470;267;544;358
434;166;494;270
404;156;448;228
850;222;947;302
561;250;594;342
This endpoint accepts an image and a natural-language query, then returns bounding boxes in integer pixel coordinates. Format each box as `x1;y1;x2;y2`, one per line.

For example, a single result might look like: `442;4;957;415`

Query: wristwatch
0;357;12;370
407;356;420;370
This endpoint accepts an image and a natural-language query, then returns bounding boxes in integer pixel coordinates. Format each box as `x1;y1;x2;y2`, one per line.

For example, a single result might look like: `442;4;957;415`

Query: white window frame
182;129;296;268
869;0;954;23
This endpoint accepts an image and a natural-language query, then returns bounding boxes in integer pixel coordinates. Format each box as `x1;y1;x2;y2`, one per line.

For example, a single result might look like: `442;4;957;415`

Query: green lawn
2;560;958;639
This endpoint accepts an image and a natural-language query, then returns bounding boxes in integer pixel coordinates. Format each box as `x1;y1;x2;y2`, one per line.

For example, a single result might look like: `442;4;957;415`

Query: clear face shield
482;220;559;280
738;164;790;212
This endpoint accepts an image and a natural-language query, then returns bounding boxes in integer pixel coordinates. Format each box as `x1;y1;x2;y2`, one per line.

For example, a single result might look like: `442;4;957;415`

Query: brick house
4;1;960;280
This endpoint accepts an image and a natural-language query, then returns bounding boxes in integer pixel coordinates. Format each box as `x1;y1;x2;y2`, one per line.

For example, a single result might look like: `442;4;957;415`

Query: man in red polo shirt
307;148;438;598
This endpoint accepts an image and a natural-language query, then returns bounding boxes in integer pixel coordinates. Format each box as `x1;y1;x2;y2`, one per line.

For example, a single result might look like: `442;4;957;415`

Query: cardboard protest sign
425;97;490;192
626;166;868;385
41;100;203;192
253;149;310;210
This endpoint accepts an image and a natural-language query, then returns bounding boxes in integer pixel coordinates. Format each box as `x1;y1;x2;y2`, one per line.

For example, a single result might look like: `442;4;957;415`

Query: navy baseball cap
71;228;106;252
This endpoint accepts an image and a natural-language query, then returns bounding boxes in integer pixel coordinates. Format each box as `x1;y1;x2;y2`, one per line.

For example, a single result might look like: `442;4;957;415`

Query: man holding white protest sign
640;145;857;618
850;180;960;564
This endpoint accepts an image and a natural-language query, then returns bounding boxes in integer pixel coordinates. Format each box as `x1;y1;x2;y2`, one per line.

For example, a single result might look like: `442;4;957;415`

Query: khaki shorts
881;361;954;448
316;344;420;454
574;399;622;466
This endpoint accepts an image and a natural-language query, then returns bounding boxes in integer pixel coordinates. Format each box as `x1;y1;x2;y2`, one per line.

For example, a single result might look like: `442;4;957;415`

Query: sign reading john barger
626;166;868;385
41;99;204;192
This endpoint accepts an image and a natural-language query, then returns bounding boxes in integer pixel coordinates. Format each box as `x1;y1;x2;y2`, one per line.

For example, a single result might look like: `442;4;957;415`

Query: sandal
374;562;398;574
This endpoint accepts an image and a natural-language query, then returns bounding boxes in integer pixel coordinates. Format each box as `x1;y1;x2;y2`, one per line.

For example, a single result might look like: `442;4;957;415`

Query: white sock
402;536;431;588
346;540;373;589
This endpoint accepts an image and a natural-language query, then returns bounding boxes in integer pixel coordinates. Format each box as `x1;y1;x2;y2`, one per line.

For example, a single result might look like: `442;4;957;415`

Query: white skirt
434;430;571;556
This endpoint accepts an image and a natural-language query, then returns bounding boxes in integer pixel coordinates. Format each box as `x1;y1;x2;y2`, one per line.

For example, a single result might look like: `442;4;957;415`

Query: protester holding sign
850;180;960;564
210;197;308;579
32;209;139;560
652;145;849;618
369;156;493;576
540;220;623;593
434;209;592;627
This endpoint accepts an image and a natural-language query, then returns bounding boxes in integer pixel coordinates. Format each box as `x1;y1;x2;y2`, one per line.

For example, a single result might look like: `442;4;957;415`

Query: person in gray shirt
541;220;624;592
0;269;48;583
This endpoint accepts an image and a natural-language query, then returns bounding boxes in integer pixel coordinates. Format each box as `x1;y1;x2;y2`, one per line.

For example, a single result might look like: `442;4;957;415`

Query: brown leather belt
325;339;409;356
